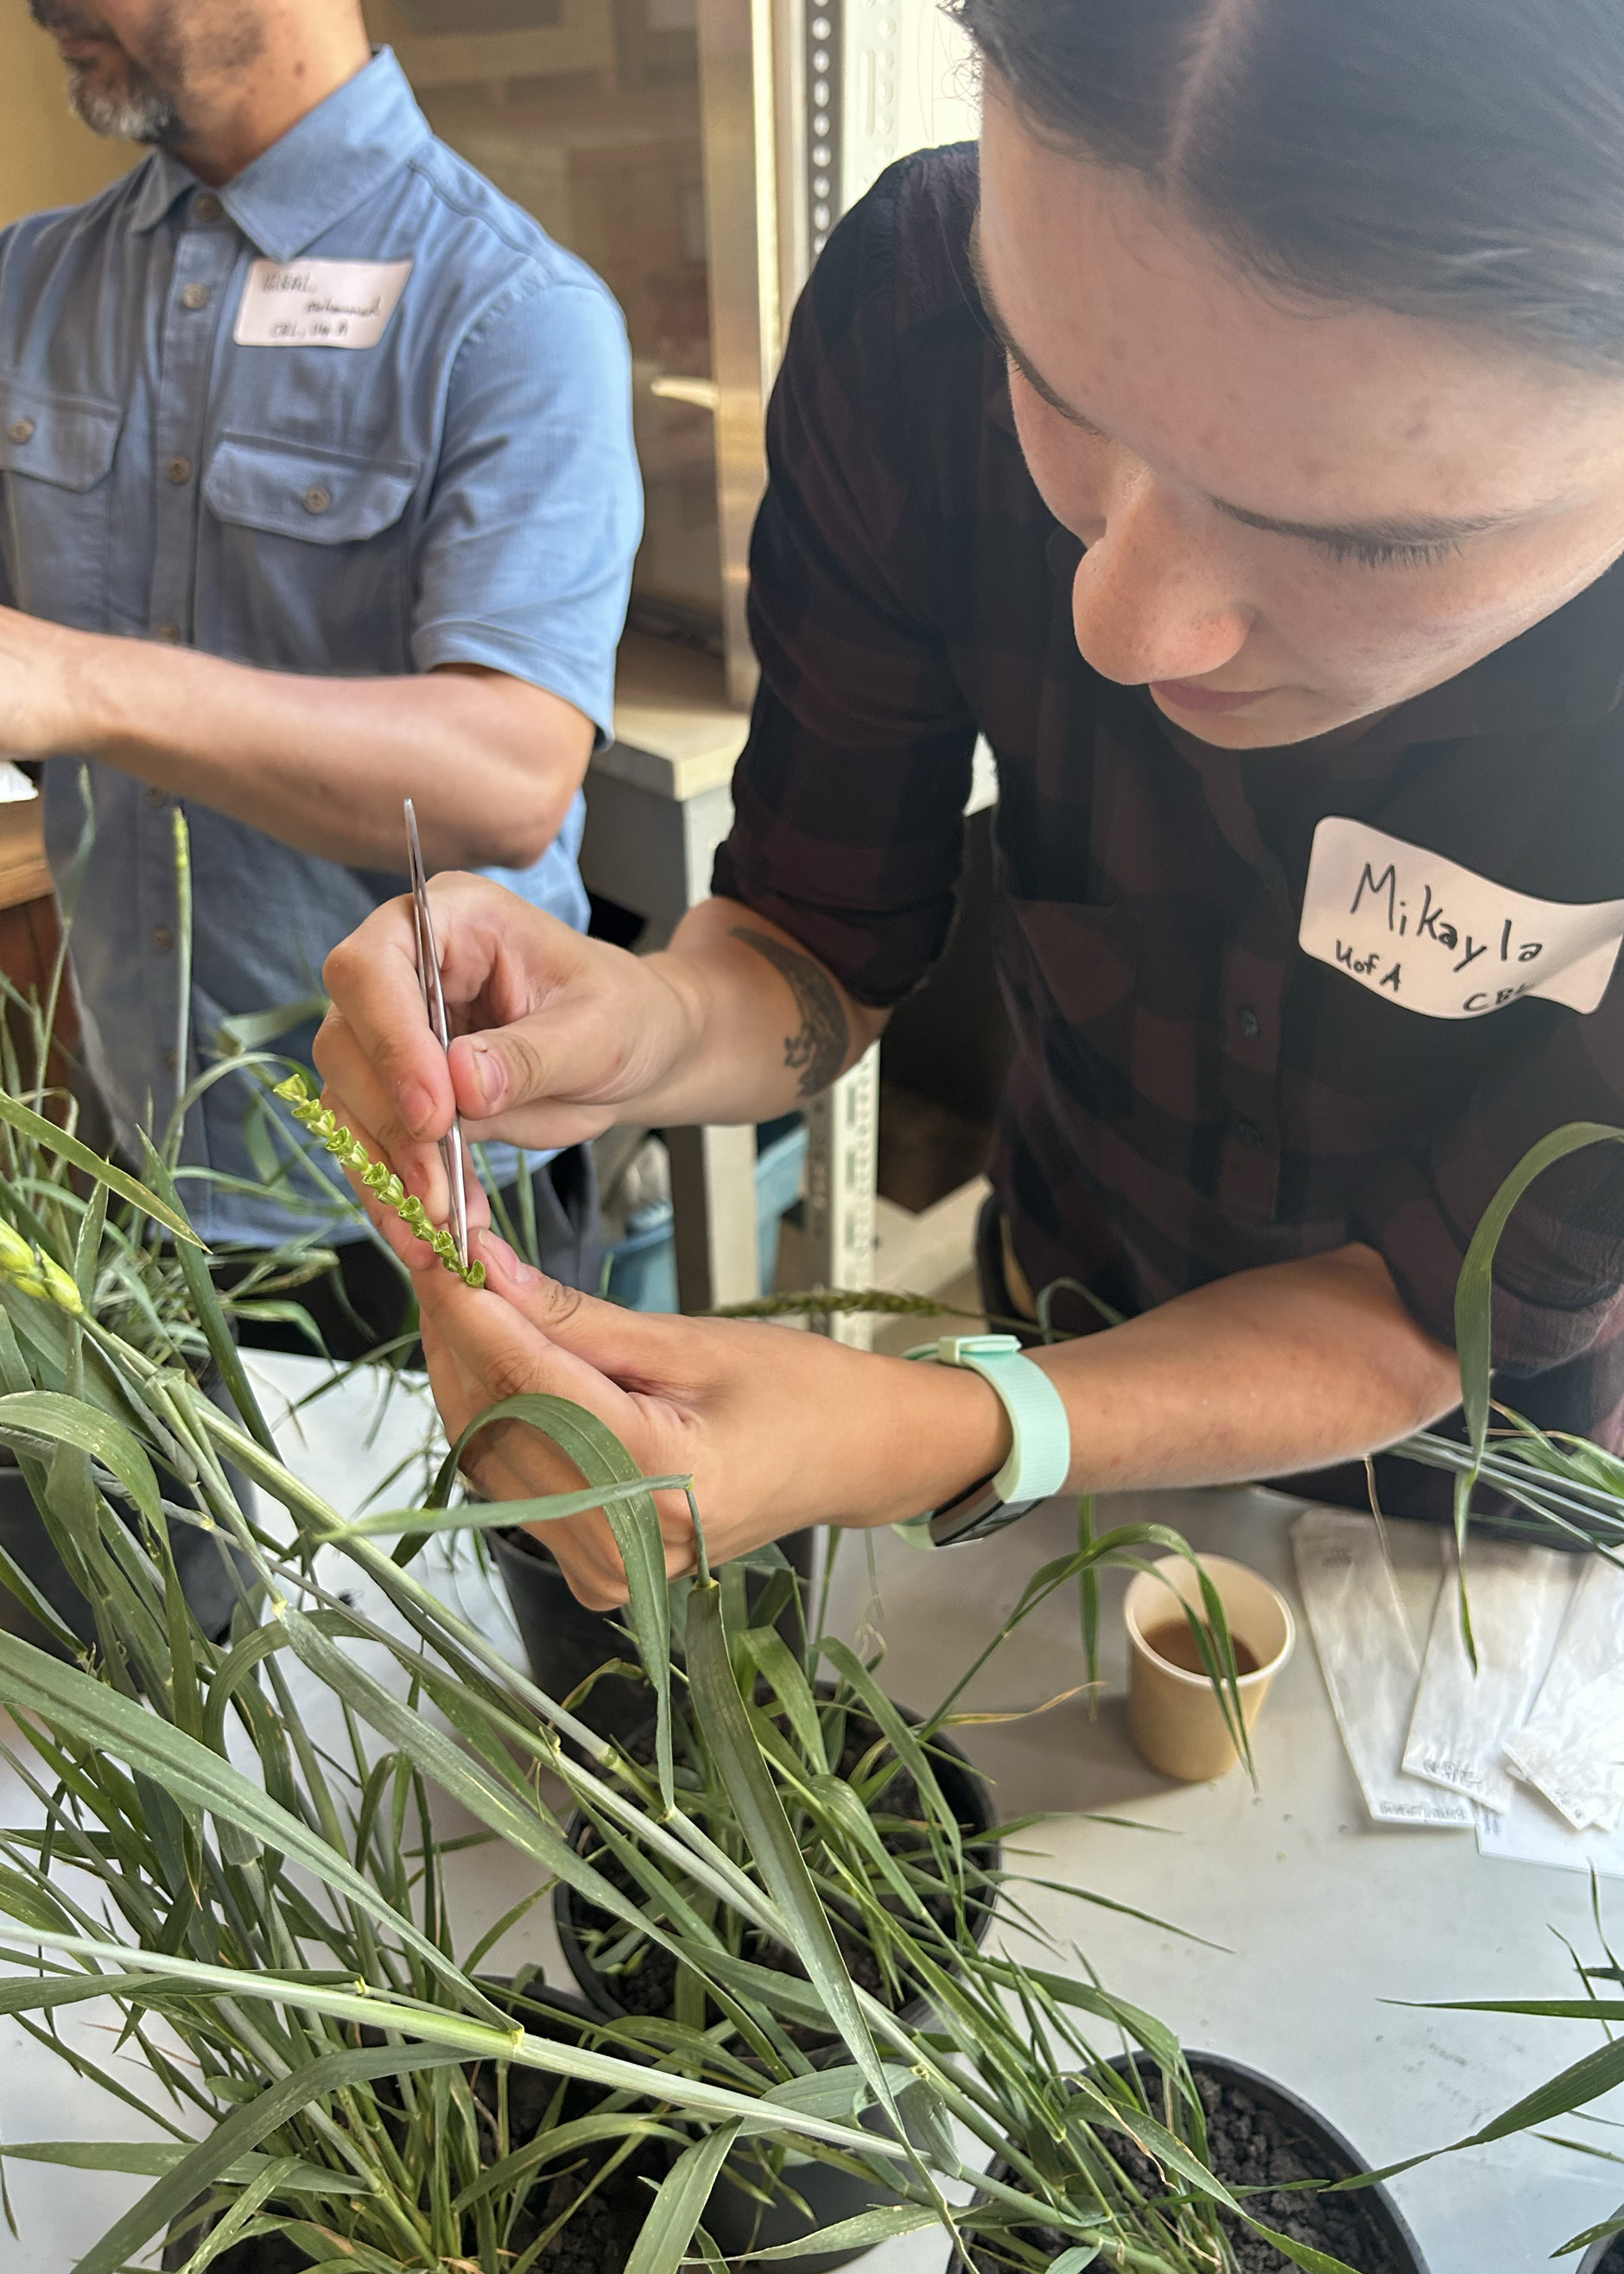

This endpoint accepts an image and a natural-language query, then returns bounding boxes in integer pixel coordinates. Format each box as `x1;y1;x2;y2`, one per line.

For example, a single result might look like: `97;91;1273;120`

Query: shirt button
167;455;192;486
151;925;174;953
302;485;332;515
1238;1005;1261;1040
193;193;223;222
180;283;211;311
7;416;35;445
1234;1118;1266;1149
155;620;182;643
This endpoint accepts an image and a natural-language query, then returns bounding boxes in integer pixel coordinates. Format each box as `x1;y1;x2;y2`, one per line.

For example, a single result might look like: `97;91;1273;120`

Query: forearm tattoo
731;925;849;1097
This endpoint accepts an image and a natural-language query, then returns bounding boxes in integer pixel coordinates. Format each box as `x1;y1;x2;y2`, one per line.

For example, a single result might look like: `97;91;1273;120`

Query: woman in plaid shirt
320;0;1624;1599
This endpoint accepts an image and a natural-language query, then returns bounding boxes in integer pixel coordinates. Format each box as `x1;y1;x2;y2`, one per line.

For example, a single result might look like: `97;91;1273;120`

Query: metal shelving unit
380;0;983;1315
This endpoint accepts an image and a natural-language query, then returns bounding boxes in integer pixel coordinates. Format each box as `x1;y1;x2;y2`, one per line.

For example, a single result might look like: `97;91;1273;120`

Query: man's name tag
234;257;412;350
1299;816;1624;1019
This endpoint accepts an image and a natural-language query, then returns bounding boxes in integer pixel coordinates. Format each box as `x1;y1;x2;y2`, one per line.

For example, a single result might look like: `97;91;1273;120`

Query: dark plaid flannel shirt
712;144;1624;1509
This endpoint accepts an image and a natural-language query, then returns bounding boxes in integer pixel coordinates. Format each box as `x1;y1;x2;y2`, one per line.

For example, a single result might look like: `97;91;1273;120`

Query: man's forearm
28;621;591;869
1030;1242;1462;1498
631;897;890;1127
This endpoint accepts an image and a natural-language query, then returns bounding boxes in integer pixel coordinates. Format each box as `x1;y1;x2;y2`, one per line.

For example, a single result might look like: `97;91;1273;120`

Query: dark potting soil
969;2065;1401;2274
1590;2243;1624;2274
572;1708;980;2028
523;2172;629;2274
170;2185;637;2274
165;2234;315;2274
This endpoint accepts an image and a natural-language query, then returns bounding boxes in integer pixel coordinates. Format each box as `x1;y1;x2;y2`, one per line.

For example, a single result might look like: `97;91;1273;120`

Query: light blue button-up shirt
0;50;641;1244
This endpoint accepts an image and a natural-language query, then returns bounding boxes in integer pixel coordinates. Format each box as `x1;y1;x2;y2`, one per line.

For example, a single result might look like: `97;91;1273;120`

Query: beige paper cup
1124;1553;1296;1782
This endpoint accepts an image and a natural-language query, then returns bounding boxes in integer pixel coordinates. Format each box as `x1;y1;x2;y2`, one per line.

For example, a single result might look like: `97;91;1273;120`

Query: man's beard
29;0;185;144
68;60;182;143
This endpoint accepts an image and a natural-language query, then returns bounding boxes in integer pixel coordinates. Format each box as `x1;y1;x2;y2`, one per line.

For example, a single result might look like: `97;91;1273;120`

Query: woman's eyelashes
1316;531;1465;572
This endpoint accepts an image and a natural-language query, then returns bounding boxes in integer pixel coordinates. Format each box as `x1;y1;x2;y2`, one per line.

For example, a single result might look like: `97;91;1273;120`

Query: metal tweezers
404;797;470;1274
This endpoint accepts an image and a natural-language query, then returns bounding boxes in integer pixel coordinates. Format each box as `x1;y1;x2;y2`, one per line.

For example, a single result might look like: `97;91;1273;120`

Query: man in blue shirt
0;0;642;1346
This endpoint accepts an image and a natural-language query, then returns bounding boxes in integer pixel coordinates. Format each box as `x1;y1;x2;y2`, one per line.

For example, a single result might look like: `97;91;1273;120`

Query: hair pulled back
953;0;1624;368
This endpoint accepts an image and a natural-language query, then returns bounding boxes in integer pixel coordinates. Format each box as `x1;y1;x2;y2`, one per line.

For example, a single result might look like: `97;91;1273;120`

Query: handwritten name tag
233;258;412;350
1299;817;1624;1019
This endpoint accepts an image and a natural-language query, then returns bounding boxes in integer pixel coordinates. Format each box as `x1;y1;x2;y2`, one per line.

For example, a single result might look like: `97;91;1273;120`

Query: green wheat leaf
334;1476;689;1540
440;1391;677;1809
734;1624;827;1767
1454;1121;1624;1460
0;1392;162;1528
0;2140;364;2194
70;2042;473;2274
623;2123;742;2274
0;1629;478;2007
739;2203;942;2258
818;1638;962;1867
0;1091;200;1245
686;1578;898;2122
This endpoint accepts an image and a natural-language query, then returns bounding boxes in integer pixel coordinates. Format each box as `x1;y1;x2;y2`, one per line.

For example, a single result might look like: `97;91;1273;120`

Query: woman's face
977;82;1624;747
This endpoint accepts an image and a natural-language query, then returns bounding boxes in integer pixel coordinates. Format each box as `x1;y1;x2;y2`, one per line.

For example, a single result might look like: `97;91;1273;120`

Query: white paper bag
1292;1508;1474;1826
1404;1540;1577;1813
1504;1555;1624;1830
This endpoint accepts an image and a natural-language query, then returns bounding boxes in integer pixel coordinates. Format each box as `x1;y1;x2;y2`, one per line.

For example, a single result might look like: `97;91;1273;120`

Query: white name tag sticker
233;257;412;350
1300;816;1624;1019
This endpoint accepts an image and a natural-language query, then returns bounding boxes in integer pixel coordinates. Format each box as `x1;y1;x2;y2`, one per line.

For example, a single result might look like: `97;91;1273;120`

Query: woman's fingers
322;876;666;1155
317;899;460;1158
472;1229;721;1386
411;1250;697;1605
415;1246;647;1432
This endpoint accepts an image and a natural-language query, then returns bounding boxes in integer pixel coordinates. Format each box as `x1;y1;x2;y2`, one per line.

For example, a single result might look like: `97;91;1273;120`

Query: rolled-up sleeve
411;270;642;744
1355;969;1624;1372
712;173;979;1008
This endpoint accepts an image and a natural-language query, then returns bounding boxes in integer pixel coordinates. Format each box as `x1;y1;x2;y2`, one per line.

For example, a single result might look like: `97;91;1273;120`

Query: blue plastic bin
606;1119;808;1312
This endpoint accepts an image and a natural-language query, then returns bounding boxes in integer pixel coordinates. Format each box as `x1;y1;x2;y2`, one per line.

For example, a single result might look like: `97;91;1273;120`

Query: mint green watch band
933;1334;1071;1505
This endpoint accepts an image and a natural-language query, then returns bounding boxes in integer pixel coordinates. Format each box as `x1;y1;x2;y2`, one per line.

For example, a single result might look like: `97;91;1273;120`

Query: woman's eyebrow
967;216;1553;549
967;223;1107;434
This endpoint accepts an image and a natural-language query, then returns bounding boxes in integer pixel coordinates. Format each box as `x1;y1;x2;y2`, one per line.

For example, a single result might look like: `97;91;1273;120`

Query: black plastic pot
492;1528;654;1748
555;1696;1000;2271
1580;2213;1624;2274
953;2051;1428;2274
701;2070;923;2274
161;1979;663;2273
0;1365;255;1658
494;1528;818;1747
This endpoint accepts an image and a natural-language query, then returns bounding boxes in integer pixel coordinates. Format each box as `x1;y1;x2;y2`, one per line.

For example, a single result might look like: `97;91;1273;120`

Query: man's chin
66;64;181;143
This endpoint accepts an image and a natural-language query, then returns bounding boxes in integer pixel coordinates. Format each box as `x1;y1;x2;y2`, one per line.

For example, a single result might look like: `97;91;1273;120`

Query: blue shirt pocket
0;380;123;629
200;432;420;670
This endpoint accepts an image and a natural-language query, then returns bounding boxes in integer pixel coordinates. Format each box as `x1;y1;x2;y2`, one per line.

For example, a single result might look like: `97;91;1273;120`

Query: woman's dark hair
953;0;1624;368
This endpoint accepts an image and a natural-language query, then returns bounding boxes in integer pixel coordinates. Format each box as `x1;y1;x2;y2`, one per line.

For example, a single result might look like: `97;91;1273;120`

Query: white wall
841;0;979;214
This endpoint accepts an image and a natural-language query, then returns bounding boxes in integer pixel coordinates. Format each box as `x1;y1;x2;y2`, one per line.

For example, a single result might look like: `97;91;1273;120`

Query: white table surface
0;1351;1619;2270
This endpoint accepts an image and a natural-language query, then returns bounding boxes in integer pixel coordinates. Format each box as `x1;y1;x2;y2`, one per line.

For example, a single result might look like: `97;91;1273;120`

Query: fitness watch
911;1333;1071;1547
